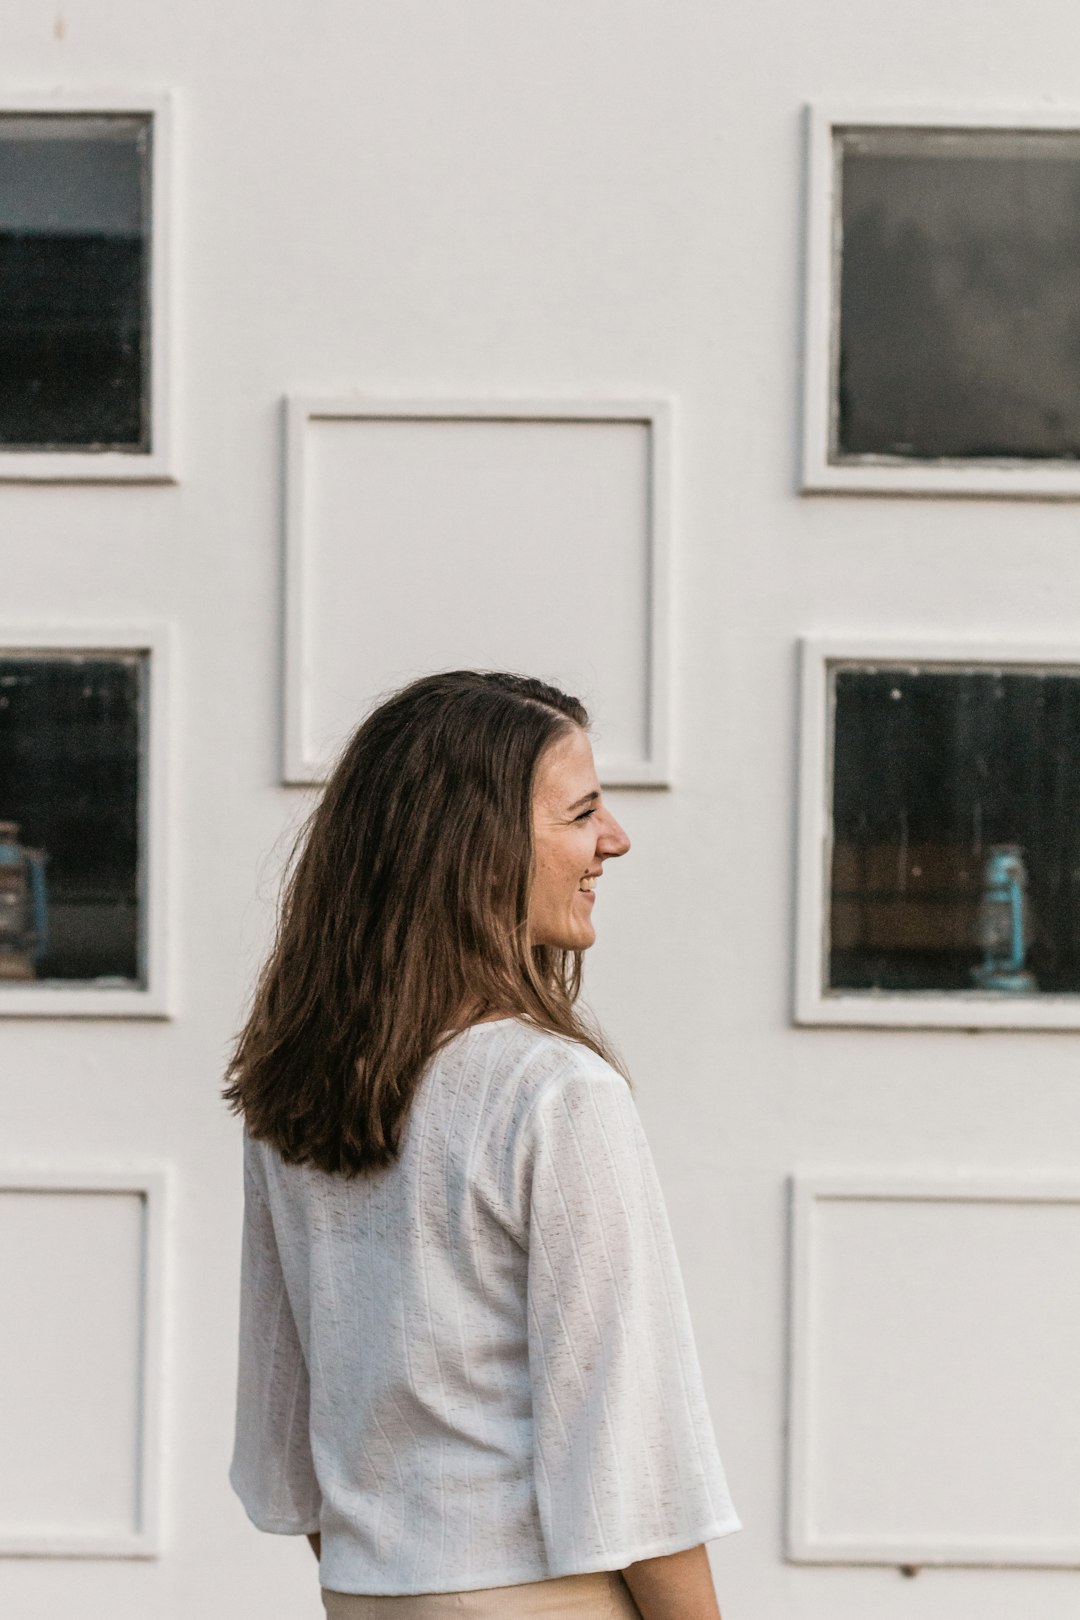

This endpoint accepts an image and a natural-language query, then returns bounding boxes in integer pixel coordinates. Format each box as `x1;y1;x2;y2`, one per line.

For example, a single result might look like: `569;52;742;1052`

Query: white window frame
282;394;673;788
0;1165;167;1559
0;91;176;483
0;625;173;1017
801;104;1080;498
795;635;1080;1029
787;1168;1080;1567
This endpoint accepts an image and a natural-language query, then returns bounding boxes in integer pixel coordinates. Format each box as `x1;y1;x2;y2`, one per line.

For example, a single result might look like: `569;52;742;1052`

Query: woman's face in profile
528;726;630;952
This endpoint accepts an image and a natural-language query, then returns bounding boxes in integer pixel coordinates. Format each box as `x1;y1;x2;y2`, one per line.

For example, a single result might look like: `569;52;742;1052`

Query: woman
227;671;740;1619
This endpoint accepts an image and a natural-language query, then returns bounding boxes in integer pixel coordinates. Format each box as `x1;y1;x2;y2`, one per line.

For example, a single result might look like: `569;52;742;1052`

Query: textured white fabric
230;1019;740;1596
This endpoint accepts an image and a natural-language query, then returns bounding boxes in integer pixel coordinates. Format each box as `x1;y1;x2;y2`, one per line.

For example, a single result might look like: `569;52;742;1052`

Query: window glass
0;114;150;451
0;655;144;985
836;127;1080;462
829;665;1080;995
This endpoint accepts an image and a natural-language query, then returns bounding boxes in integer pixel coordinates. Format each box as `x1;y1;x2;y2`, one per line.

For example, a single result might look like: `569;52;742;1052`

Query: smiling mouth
578;875;597;892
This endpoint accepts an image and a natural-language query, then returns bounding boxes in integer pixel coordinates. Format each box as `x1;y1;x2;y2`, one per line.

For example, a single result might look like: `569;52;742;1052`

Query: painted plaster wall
1;2;1078;1616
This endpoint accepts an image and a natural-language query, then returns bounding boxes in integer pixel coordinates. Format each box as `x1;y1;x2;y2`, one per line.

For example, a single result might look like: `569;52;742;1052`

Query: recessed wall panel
0;1175;162;1556
284;400;670;786
788;1174;1080;1566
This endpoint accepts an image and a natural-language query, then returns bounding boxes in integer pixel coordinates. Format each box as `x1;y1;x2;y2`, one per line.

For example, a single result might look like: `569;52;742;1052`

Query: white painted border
282;395;673;787
801;104;1080;498
795;636;1080;1028
0;1165;167;1558
0;90;176;483
0;625;173;1017
787;1169;1080;1567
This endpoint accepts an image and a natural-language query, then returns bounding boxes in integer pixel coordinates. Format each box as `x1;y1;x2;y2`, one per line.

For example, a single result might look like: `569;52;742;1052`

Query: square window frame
0;90;175;483
282;394;674;788
795;635;1080;1029
0;625;173;1017
800;104;1080;499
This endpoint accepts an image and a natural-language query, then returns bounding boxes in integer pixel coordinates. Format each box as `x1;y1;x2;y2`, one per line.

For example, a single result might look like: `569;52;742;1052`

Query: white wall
2;2;1079;1616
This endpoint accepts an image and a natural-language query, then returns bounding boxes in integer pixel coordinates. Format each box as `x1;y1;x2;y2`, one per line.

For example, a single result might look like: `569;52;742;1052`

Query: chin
534;917;596;951
538;932;594;953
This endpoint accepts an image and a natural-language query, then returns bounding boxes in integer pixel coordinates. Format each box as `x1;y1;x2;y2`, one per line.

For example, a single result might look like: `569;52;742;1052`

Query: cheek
536;855;575;915
531;829;591;919
560;857;584;906
562;838;587;879
533;851;567;913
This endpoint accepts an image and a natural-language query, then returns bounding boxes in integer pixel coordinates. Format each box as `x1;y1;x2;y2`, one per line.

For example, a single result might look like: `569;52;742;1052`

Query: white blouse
229;1018;740;1596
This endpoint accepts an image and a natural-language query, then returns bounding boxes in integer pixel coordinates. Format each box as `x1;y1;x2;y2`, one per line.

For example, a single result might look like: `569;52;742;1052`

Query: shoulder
440;1018;629;1156
432;1022;635;1247
457;1017;623;1102
503;1028;637;1164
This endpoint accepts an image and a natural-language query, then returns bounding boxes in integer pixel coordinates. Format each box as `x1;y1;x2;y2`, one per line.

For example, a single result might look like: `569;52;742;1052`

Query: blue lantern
972;844;1036;994
0;820;48;980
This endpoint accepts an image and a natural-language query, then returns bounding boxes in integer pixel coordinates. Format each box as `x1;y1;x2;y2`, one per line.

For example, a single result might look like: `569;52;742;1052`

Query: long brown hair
224;670;621;1175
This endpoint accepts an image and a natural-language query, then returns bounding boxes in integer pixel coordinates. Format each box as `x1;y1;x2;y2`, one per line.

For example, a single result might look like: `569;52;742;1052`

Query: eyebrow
566;790;600;813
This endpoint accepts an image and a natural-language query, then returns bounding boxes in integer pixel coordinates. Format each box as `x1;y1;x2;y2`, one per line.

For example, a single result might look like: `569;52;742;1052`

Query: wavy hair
224;670;620;1175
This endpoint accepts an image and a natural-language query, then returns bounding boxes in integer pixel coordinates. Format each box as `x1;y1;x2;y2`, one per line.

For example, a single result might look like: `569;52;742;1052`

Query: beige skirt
322;1570;641;1619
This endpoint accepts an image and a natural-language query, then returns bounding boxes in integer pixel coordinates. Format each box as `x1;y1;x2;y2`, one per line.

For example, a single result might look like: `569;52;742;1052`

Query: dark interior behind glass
836;128;1080;462
0;655;143;983
829;666;1080;994
0;114;150;450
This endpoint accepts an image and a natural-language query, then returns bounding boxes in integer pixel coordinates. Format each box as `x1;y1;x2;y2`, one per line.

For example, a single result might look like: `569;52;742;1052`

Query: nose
597;810;630;861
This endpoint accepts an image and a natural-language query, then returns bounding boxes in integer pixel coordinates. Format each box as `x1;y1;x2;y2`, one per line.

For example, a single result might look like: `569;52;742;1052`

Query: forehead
533;726;598;804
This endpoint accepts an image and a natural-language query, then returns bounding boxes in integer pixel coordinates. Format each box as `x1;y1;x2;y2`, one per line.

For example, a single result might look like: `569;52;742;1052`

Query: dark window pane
0;655;144;984
828;666;1080;995
0;114;150;450
835;127;1080;462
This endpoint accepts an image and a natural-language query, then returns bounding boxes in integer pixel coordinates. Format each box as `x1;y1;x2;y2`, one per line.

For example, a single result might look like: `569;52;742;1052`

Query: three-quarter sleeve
525;1065;740;1574
229;1141;322;1535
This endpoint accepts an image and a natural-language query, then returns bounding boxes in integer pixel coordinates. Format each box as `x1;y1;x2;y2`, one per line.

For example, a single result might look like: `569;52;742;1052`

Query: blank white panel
789;1176;1080;1566
286;403;669;785
814;1197;1080;1537
0;1189;144;1543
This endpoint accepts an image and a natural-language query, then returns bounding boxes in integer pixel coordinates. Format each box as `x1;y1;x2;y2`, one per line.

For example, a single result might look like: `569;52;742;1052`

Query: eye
574;807;597;822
